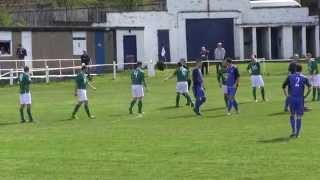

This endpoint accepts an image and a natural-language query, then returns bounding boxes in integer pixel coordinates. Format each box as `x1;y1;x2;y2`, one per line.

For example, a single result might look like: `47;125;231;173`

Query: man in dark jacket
16;44;27;68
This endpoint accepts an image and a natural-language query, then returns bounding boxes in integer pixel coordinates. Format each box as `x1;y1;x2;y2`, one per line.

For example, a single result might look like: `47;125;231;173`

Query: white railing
0;59;141;85
0;58;301;86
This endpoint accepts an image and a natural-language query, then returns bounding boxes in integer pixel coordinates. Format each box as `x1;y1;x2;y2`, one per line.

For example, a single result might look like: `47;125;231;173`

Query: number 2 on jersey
295;77;300;87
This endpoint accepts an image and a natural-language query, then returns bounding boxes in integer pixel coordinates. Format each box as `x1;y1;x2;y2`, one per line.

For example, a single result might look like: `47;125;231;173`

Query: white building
97;0;319;69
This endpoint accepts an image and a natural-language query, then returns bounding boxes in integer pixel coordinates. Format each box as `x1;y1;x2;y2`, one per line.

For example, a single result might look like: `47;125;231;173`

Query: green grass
0;63;320;180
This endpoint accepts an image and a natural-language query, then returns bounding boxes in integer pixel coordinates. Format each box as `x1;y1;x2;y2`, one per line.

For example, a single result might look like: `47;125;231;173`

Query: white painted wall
99;0;318;63
282;26;294;59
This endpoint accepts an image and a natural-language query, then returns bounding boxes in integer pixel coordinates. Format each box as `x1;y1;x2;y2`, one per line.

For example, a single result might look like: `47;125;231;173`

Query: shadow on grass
206;114;229;118
167;114;197;120
157;106;179;111
0;122;19;126
257;137;291;144
268;111;288;116
202;107;226;112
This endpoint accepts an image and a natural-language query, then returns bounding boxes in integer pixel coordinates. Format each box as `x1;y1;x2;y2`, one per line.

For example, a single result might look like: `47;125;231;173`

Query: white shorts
132;85;144;98
251;75;265;88
176;81;189;94
309;74;320;87
77;89;88;102
20;93;32;105
222;85;228;94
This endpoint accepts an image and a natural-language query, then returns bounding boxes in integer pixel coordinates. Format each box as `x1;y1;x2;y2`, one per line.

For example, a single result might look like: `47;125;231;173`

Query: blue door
95;31;106;73
123;35;137;69
186;18;235;60
157;30;171;62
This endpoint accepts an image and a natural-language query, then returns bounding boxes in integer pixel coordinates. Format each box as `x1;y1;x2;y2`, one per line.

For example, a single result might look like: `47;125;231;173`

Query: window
0;32;12;56
72;32;87;55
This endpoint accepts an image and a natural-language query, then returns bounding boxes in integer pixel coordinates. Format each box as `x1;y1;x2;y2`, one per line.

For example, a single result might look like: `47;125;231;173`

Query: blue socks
296;119;302;136
195;97;206;113
290;116;296;134
228;99;239;112
290;116;302;137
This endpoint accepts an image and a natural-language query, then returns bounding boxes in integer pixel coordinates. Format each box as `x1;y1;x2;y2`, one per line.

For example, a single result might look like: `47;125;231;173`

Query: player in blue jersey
225;58;240;115
282;64;311;138
192;61;206;116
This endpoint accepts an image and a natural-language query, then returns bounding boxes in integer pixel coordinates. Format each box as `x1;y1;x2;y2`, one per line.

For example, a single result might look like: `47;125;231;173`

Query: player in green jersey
18;66;34;123
307;53;320;101
217;60;229;107
247;55;266;102
71;65;96;119
129;62;147;114
165;62;194;107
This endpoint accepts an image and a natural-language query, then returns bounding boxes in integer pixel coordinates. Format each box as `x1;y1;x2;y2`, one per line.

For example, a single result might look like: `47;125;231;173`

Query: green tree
0;8;14;26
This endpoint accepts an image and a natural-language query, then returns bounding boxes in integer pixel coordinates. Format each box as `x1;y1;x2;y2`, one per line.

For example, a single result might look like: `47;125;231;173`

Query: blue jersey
192;68;203;87
282;73;311;98
226;65;240;87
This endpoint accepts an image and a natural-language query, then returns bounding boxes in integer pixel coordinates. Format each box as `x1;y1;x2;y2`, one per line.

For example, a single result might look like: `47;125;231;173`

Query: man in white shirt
214;42;226;74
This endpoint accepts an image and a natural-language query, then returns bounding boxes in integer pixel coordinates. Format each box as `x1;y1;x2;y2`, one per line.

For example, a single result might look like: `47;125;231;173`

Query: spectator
16;44;27;68
80;50;92;80
200;46;209;76
214;42;226;74
80;50;91;65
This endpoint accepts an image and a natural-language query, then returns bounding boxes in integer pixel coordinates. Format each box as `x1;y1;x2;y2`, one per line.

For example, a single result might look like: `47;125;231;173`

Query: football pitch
0;63;320;180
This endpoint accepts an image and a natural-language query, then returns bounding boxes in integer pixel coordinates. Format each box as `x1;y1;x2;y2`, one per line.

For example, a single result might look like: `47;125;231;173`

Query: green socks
138;101;143;114
27;107;33;122
72;104;81;117
312;88;316;101
129;100;136;113
84;104;91;117
224;95;228;107
261;87;265;101
20;107;25;122
252;87;257;100
176;94;180;107
318;88;320;101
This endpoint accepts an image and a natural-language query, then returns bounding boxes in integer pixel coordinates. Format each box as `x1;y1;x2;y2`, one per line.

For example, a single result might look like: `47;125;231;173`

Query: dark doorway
186;18;235;60
123;35;137;69
271;27;282;59
95;31;106;73
157;30;171;62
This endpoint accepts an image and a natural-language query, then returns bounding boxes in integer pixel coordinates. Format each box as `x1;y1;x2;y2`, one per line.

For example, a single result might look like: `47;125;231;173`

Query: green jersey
247;62;261;75
175;67;189;82
131;68;145;85
18;73;31;94
308;60;319;75
217;67;228;85
75;72;87;89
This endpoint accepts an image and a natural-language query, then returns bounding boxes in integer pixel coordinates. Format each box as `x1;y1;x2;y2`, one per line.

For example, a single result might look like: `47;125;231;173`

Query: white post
10;69;14;86
45;65;50;83
252;27;257;56
315;25;320;57
239;27;244;60
267;27;272;60
72;59;75;76
15;60;18;78
148;59;155;77
282;26;294;59
59;59;62;76
302;26;307;56
113;61;117;80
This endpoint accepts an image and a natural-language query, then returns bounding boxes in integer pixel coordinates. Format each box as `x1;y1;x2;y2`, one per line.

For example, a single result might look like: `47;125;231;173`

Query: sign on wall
72;32;87;55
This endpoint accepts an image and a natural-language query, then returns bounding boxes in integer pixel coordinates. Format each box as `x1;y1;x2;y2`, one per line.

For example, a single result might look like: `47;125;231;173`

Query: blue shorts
289;97;304;116
193;86;206;98
227;87;237;97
